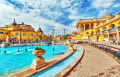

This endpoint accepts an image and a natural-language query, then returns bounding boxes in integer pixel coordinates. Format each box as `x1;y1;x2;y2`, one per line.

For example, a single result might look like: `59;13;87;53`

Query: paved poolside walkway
67;44;120;77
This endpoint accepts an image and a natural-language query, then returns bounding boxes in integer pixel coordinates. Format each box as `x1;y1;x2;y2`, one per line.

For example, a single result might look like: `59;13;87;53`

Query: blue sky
0;0;120;35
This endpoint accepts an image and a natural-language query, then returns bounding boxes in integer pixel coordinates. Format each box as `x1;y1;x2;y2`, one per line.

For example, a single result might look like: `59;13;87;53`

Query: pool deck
66;44;120;77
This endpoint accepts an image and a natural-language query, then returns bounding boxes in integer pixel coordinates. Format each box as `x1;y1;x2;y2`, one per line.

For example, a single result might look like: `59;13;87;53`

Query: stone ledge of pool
55;46;84;77
9;44;77;77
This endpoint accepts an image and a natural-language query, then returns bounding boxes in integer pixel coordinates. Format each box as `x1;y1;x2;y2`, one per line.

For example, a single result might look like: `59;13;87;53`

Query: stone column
116;27;119;41
84;24;85;31
77;24;81;33
107;30;110;42
94;31;97;42
89;23;91;29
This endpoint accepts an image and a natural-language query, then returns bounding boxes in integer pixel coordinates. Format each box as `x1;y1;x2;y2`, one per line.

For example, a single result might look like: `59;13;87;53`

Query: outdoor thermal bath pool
33;45;82;77
0;45;68;76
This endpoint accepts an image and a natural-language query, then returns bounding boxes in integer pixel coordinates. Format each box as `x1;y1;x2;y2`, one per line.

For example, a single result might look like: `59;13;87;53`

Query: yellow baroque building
0;19;50;43
73;12;120;43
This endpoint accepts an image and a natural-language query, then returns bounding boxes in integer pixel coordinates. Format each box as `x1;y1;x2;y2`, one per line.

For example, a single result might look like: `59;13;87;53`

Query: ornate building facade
0;19;52;43
73;12;120;42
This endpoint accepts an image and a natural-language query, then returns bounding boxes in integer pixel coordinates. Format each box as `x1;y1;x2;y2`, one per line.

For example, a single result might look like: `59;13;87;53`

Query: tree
64;34;70;39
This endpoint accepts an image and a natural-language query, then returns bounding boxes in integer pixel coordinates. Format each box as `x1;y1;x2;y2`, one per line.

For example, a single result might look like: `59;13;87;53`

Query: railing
96;15;120;27
96;32;100;34
118;26;120;31
102;30;108;34
109;29;117;33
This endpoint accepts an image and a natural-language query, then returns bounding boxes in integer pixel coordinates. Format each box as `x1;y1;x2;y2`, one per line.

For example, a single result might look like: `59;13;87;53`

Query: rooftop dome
37;27;43;33
11;19;17;26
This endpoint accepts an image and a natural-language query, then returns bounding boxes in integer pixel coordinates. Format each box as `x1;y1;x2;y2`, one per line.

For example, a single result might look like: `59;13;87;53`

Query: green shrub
64;34;70;39
35;47;43;50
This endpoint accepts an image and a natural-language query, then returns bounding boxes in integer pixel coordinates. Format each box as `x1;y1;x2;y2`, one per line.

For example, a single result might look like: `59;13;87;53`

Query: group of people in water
3;47;64;54
3;48;28;54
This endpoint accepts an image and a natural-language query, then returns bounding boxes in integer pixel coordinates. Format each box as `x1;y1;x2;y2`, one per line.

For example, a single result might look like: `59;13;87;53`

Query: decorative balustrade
118;26;120;31
96;32;100;34
109;29;117;33
102;30;108;34
96;15;120;27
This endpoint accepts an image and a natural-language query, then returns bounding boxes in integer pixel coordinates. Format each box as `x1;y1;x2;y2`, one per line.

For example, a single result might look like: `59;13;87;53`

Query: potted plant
32;47;46;57
31;47;46;70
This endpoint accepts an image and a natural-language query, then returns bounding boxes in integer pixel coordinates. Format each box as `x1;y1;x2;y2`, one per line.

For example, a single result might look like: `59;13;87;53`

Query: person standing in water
61;51;63;54
18;48;19;52
53;47;54;51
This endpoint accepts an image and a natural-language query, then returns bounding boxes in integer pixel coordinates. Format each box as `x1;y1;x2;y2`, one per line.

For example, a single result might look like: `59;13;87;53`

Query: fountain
1;35;10;47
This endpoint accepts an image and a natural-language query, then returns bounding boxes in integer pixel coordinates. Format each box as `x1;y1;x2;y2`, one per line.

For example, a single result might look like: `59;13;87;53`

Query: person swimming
4;51;6;54
61;51;64;54
53;51;64;55
25;49;27;52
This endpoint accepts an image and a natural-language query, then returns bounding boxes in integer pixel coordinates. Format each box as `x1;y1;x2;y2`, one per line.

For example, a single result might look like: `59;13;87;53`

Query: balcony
102;30;108;34
96;15;120;27
109;29;117;33
118;26;120;31
96;32;100;34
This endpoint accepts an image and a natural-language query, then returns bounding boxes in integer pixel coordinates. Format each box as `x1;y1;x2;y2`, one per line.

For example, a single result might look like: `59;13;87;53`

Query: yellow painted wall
73;12;120;42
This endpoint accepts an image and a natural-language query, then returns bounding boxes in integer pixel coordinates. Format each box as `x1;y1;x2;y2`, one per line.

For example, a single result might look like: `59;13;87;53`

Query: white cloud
113;3;120;7
92;0;115;9
0;0;78;35
92;0;116;17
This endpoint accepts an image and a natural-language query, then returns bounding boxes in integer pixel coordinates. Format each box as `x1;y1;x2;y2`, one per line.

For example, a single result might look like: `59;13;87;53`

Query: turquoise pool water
22;41;51;44
33;45;82;77
0;45;68;74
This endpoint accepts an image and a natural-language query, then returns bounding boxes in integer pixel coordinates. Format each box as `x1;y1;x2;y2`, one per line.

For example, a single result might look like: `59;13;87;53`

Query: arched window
110;24;116;29
91;31;94;35
23;33;27;36
103;27;107;30
15;33;19;36
97;30;100;34
86;32;89;34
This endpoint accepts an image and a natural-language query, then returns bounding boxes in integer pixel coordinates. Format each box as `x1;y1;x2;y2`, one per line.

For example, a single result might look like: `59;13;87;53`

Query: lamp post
64;29;66;36
52;29;55;41
52;29;55;37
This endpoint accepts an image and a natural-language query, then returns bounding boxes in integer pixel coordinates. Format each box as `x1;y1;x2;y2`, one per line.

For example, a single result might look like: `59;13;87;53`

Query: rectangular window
15;33;19;36
23;33;27;36
5;33;8;35
31;33;33;36
36;34;38;37
0;32;3;34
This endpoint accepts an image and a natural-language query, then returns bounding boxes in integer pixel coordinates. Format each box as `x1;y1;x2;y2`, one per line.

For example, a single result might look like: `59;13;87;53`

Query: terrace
96;13;120;28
